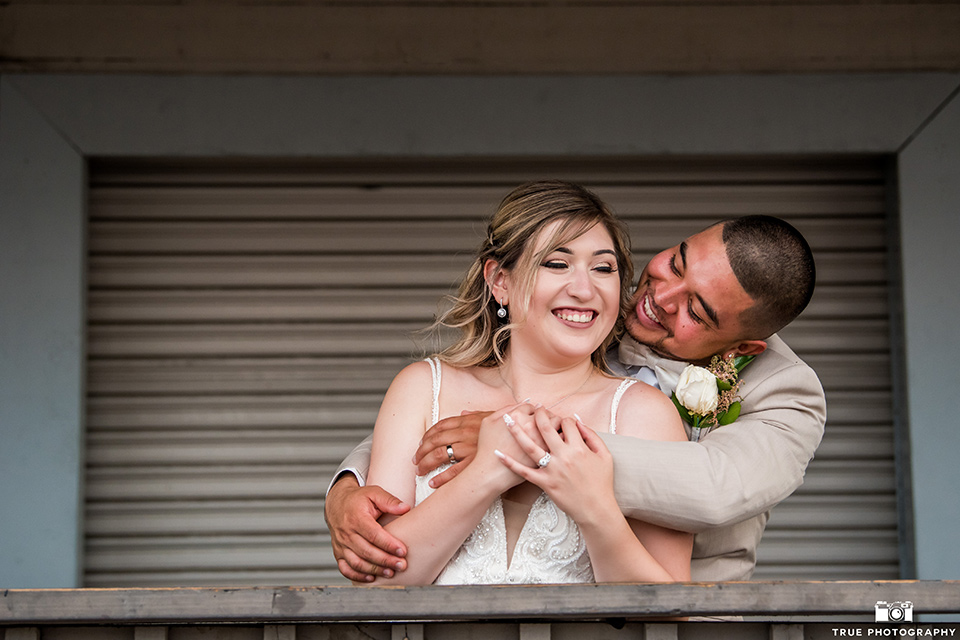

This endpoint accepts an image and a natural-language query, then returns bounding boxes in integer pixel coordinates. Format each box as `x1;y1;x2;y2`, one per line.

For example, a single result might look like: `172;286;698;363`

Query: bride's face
506;221;622;364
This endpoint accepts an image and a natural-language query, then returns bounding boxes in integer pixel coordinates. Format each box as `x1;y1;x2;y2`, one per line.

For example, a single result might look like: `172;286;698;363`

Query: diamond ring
537;452;551;468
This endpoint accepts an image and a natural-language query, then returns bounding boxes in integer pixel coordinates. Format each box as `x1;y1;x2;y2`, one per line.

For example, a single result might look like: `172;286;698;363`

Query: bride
362;181;692;585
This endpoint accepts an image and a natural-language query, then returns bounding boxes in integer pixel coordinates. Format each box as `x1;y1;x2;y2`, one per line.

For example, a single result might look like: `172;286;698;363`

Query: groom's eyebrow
700;295;720;328
679;241;720;328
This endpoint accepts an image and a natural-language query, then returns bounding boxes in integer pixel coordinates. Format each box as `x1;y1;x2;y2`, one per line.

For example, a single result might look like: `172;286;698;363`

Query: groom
325;215;826;583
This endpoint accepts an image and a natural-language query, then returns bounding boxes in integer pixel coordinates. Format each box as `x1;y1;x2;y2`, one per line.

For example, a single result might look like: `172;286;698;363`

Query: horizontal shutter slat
91;183;885;220
89;251;891;289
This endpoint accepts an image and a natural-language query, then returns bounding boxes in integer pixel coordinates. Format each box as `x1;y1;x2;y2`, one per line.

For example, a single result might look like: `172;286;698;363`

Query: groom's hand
414;410;491;488
325;475;410;582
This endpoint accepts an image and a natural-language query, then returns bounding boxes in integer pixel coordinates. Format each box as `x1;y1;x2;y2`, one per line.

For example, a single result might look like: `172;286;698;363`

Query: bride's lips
553;308;598;326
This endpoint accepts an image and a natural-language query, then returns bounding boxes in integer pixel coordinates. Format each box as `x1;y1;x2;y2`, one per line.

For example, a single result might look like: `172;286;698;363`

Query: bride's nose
565;268;594;300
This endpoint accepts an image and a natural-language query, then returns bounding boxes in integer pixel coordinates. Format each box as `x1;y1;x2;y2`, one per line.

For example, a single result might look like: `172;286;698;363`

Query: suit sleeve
325;433;373;494
599;360;826;533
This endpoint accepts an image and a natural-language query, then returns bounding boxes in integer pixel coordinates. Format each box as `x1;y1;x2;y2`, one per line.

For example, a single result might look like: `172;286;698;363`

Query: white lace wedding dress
416;358;636;585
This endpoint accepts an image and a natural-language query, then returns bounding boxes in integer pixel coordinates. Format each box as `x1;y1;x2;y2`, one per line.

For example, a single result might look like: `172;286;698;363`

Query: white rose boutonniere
671;355;755;442
674;366;719;415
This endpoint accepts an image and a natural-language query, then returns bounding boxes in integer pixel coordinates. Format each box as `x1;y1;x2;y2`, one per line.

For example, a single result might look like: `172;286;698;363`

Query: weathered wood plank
1;582;958;624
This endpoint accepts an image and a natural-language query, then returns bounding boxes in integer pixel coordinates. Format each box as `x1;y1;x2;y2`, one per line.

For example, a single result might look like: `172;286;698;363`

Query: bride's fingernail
574;413;584;424
494;449;505;459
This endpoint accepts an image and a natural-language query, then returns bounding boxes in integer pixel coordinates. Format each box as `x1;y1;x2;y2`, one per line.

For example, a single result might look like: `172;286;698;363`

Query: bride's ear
483;259;509;305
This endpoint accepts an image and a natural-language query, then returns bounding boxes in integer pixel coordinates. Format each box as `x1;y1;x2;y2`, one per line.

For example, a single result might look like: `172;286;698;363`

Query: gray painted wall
0;81;86;587
898;87;960;581
2;73;959;586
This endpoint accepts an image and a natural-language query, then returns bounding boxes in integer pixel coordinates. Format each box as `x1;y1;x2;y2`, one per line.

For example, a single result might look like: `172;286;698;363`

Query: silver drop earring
497;298;508;319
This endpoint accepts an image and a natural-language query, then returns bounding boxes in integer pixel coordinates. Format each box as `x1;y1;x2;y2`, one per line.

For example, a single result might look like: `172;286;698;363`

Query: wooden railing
2;581;958;639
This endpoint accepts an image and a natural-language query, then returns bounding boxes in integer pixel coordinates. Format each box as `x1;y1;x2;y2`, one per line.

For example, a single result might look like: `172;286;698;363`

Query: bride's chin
548;343;604;362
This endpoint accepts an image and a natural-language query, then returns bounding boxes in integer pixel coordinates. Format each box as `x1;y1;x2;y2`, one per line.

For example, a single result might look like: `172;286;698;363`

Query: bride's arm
575;385;692;582
364;363;523;585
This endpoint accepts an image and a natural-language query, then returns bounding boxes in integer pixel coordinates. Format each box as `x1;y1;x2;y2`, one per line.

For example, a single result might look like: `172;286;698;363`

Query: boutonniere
671;355;755;442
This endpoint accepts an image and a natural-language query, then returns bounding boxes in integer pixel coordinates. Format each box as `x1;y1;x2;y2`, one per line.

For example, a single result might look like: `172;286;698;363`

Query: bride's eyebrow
552;247;616;257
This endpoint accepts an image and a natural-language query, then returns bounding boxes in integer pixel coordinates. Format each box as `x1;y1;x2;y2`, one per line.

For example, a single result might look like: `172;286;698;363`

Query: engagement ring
538;453;551;468
503;414;516;427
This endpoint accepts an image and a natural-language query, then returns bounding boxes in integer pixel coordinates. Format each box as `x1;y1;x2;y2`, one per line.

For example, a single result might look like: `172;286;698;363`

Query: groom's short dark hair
722;215;816;339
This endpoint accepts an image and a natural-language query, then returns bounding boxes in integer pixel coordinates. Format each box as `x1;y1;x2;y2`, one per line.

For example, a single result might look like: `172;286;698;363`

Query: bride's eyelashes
593;262;617;274
540;258;618;274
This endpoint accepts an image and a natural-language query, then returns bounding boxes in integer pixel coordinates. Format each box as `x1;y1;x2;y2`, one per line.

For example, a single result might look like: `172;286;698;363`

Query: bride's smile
553;308;597;325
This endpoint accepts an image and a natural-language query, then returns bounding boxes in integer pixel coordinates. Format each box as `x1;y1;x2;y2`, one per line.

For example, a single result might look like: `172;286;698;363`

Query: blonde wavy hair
435;180;634;371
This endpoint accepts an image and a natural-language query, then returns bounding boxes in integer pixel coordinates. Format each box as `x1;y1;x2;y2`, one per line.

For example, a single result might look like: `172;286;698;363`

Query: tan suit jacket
604;334;826;581
332;333;826;582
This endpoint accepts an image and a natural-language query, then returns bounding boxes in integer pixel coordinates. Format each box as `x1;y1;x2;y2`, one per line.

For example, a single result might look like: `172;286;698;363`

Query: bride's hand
473;402;540;490
496;409;616;526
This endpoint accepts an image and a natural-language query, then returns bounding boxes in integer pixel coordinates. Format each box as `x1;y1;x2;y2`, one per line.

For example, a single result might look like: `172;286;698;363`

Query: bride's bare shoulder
615;378;687;442
384;360;436;398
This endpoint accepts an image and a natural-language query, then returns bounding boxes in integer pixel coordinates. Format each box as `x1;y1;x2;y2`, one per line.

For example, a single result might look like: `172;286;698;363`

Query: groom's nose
653;280;684;314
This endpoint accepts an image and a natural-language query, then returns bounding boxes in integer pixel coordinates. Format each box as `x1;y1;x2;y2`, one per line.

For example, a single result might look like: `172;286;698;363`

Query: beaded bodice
417;467;593;584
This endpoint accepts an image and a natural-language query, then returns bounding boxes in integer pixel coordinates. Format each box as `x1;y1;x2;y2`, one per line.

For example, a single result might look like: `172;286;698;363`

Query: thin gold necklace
497;366;593;410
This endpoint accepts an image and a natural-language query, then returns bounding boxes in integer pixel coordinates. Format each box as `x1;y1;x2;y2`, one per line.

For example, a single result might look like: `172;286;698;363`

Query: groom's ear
723;340;767;360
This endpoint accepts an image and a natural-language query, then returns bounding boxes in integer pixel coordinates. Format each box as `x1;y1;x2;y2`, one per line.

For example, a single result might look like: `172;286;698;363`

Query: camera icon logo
875;600;913;623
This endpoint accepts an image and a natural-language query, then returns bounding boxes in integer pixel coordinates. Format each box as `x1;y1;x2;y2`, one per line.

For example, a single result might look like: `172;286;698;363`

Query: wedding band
503;414;516;427
538;452;551;468
446;444;458;464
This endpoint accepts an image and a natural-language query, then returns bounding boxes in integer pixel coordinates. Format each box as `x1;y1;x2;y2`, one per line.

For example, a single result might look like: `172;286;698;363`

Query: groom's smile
639;292;663;328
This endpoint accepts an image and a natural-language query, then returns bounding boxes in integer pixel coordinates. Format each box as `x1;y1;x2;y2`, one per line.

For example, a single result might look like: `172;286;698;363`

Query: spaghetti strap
609;378;637;434
425;357;441;425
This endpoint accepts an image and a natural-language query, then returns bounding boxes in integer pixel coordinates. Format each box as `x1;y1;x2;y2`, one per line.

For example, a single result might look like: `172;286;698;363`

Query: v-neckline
498;491;547;571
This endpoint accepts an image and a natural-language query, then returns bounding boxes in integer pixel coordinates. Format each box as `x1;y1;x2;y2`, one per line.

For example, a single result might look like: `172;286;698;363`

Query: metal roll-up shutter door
84;158;898;586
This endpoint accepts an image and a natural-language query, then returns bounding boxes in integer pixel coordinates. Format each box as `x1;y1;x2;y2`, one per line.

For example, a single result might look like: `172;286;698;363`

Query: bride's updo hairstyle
436;180;633;370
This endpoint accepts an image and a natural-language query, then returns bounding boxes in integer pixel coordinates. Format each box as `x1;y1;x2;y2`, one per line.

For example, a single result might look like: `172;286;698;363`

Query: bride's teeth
558;311;594;323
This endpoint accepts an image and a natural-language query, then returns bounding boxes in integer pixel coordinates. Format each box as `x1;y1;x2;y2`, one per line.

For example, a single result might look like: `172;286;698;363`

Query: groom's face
624;224;757;364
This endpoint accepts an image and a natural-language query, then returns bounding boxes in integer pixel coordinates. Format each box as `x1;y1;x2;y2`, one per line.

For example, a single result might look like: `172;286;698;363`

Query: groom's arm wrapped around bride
329;332;825;582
